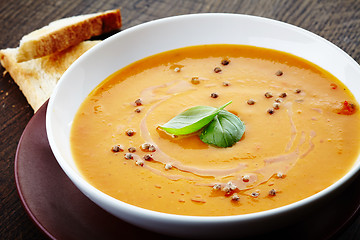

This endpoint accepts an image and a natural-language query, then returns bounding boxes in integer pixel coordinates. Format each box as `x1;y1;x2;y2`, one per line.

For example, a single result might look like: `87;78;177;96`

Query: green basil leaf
160;101;232;135
200;110;245;148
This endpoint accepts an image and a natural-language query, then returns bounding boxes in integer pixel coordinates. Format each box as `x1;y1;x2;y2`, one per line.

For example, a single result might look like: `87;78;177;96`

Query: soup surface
71;45;360;216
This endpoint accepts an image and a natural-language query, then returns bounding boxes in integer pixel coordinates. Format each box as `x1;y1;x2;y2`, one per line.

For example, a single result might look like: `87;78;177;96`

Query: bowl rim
46;12;360;223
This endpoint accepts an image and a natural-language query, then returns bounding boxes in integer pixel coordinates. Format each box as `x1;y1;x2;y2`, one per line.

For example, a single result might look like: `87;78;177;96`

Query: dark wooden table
1;0;360;239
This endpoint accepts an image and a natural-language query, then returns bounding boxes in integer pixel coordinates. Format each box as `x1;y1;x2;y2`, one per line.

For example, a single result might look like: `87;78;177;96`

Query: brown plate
15;101;360;240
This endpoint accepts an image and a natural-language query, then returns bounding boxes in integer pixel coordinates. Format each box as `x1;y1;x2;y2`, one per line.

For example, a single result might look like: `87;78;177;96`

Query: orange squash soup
71;45;360;216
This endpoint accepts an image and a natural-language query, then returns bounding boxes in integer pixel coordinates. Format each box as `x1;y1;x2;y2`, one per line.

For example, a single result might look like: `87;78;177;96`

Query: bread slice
16;9;121;62
0;41;100;111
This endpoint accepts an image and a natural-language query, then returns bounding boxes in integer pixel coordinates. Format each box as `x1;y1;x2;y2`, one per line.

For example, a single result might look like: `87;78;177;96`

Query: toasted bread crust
1;41;100;111
16;9;121;62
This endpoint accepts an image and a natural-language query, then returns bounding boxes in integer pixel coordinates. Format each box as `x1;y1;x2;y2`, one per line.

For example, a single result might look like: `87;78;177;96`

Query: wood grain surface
0;0;359;239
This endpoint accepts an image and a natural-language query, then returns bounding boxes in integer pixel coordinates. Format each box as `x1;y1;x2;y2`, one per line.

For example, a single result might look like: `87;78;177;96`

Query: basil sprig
200;110;245;148
160;101;232;135
159;101;245;148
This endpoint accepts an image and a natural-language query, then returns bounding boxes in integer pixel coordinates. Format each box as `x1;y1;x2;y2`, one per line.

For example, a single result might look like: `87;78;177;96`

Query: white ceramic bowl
46;13;360;238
